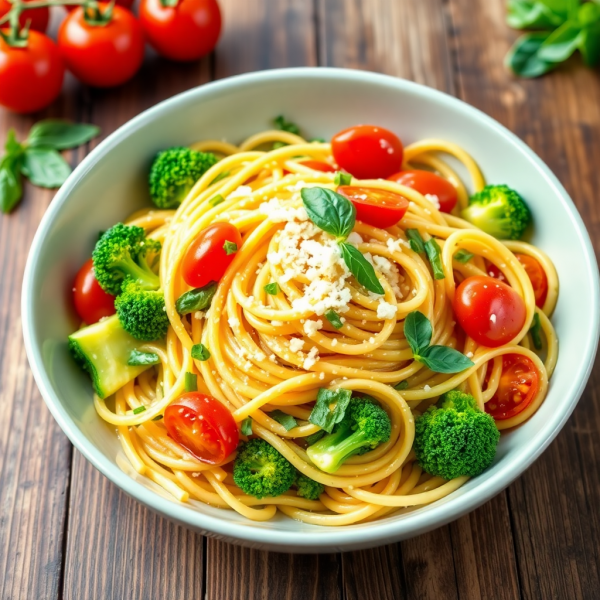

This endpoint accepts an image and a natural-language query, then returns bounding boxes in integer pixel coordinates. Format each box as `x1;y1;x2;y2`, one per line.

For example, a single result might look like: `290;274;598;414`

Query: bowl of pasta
22;68;599;552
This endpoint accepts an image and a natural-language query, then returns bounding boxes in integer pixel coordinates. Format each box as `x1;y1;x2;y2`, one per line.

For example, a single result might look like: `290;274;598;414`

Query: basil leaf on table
505;32;556;77
176;282;217;315
417;345;475;374
507;0;566;30
537;21;583;63
27;120;100;150
339;242;385;294
308;388;352;433
301;187;356;240
577;4;600;66
0;153;24;214
22;147;72;188
403;311;432;355
269;410;297;431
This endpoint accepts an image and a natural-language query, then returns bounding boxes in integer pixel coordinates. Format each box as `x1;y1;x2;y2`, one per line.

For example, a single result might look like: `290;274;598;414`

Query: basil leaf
424;238;445;280
417;345;475;374
274;115;300;135
5;129;23;154
305;430;325;445
507;0;565;29
537;21;583;63
127;349;160;366
324;309;343;330
176;282;217;315
454;249;474;264
339;242;384;294
0;153;23;214
334;172;352;186
133;405;147;415
529;312;543;350
308;388;352;433
191;343;211;361
301;186;356;240
403;311;432;355
22;147;71;188
269;410;297;431
264;282;279;295
185;372;198;392
241;417;253;436
505;32;556;78
27;121;100;150
405;229;425;253
394;381;409;391
578;19;600;66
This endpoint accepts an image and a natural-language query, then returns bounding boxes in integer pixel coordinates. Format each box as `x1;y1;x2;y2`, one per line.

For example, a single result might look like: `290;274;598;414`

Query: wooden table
2;0;600;598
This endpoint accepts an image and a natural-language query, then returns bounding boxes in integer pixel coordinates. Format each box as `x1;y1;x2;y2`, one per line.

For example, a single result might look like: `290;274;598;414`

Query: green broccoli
414;390;500;480
68;314;154;399
92;223;161;295
115;279;169;341
233;438;296;499
307;396;392;474
462;184;531;240
295;471;324;500
149;147;218;209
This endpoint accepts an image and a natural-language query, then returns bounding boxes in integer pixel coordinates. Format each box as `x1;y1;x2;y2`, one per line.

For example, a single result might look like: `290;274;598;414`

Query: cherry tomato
297;160;336;172
337;185;409;229
64;0;134;12
0;0;49;32
0;31;64;114
164;392;239;463
182;222;243;288
139;0;221;62
58;5;144;88
485;354;539;420
453;276;527;347
73;258;116;325
331;125;404;180
388;170;458;213
487;254;548;308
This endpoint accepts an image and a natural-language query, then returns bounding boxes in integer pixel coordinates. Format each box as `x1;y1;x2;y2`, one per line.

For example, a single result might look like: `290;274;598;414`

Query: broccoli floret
462;184;531;240
414;390;500;480
115;279;169;341
295;471;324;500
307;396;392;473
233;438;296;499
92;223;160;295
149;147;218;209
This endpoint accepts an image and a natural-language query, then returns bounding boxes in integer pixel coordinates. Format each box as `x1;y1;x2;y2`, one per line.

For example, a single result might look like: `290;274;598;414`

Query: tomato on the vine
164;392;239;463
487;254;548;308
0;0;49;32
139;0;221;62
331;125;404;180
453;276;527;347
72;258;116;325
388;170;458;213
182;222;243;288
485;354;539;420
0;31;64;113
64;0;134;12
58;4;144;88
337;185;409;229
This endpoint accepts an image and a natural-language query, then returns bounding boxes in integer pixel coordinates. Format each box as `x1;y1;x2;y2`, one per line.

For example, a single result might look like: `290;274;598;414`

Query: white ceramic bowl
22;68;600;553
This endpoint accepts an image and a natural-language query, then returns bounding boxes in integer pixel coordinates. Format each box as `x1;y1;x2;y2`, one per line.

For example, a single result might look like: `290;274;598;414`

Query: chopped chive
454;249;474;264
209;194;225;207
529;312;543;351
334;171;352;186
406;229;425;253
241;417;253;436
324;309;343;330
185;371;198;392
133;405;147;415
210;171;230;185
394;381;409;391
152;414;164;421
223;240;238;255
424;238;445;280
269;409;297;431
191;344;211;361
264;282;279;295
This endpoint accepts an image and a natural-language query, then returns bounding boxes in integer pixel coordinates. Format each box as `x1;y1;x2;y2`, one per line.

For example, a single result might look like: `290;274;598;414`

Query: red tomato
58;5;144;88
487;254;548;308
297;160;336;172
64;0;134;12
388;170;458;213
485;354;539;420
164;393;239;463
139;0;221;62
331;125;404;180
0;0;49;32
453;276;527;347
73;258;116;325
337;185;409;229
182;222;242;288
0;31;64;113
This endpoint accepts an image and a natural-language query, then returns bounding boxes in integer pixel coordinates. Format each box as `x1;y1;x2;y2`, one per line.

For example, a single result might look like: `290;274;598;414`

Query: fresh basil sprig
301;187;384;294
308;388;352;433
0;120;100;214
404;311;474;374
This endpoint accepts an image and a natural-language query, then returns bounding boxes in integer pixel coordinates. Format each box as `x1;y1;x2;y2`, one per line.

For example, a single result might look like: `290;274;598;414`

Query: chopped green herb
454;249;474;264
334;172;352;186
424;238;445;280
394;381;409;391
241;417;253;436
274;115;300;135
272;141;287;150
406;229;425;253
152;415;164;421
133;405;147;415
223;240;238;255
176;282;217;315
305;431;325;445
185;371;198;392
191;344;211;361
209;194;225;207
529;312;543;351
325;309;344;330
264;282;279;295
308;388;352;433
339;242;385;294
210;170;230;185
269;410;298;431
127;349;160;366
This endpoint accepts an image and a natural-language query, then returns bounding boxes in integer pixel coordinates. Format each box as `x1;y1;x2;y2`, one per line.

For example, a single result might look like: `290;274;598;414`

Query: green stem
0;0;86;26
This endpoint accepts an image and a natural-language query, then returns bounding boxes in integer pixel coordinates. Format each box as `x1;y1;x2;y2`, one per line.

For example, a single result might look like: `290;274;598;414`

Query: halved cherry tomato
487;254;548;308
485;354;539;420
388;170;458;213
182;222;243;288
331;125;404;180
337;185;409;229
297;160;336;172
164;393;239;463
0;0;49;32
453;276;526;347
73;258;116;325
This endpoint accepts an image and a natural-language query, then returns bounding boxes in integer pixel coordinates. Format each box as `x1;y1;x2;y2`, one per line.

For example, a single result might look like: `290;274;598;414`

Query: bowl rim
22;66;600;551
